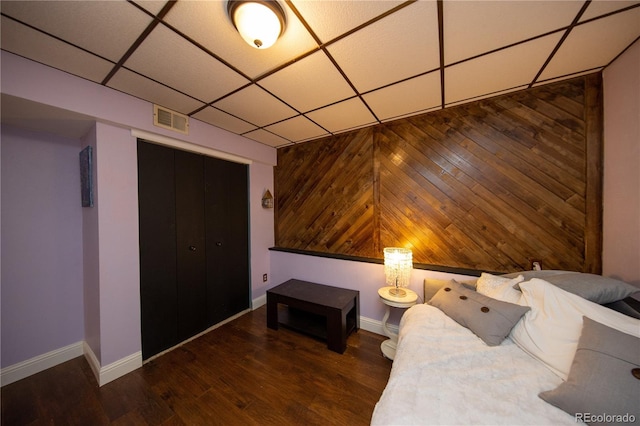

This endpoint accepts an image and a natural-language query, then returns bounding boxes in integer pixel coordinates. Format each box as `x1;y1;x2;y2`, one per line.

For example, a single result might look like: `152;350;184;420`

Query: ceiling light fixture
227;0;286;49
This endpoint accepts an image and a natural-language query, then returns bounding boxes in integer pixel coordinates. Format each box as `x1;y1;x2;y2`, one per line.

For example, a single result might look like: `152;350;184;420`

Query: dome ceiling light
227;0;286;49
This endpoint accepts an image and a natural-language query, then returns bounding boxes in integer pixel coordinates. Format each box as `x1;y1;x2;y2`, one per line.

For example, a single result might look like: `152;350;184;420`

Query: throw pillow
476;272;524;304
539;317;640;424
423;277;477;302
510;278;640;379
509;271;638;304
428;280;530;346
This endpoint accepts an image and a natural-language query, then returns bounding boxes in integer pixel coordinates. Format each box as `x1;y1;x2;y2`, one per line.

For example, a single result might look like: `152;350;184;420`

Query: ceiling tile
363;71;442;121
163;0;318;79
326;1;439;93
445;33;562;104
213;85;298;127
444;1;582;65
540;8;640;81
291;0;405;43
192;106;257;135
243;129;291;148
265;116;328;143
259;51;355;113
124;24;249;103
0;17;113;84
107;68;205;115
580;0;640;21
306;98;377;133
0;0;153;62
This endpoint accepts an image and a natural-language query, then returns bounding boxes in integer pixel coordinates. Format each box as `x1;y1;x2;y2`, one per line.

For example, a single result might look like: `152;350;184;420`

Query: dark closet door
204;156;250;325
138;140;250;360
138;141;178;360
174;150;208;341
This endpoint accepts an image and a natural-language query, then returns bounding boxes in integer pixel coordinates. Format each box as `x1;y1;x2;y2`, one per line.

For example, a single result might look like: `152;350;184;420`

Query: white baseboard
83;342;101;383
83;342;142;387
359;316;397;336
252;293;266;309
98;351;142;386
0;341;84;387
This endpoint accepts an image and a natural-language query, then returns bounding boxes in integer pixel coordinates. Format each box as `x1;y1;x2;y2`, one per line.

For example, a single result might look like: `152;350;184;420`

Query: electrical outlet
263;273;268;282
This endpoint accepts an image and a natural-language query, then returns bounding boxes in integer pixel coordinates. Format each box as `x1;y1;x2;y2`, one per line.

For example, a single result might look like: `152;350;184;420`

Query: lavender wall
602;39;640;286
250;163;276;299
1;125;84;368
81;126;101;362
93;123;142;365
1;50;276;376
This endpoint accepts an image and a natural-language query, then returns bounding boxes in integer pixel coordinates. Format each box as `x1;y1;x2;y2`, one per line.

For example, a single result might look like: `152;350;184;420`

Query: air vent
153;105;189;135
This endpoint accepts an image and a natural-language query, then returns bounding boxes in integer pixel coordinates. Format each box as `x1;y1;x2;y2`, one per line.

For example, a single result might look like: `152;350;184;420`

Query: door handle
189;246;197;251
216;242;223;247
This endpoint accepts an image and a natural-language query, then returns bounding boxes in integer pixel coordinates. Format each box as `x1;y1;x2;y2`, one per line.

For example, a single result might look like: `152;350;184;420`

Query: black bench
266;279;360;353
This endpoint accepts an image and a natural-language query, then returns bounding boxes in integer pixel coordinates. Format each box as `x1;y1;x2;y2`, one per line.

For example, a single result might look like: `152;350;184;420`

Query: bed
371;271;640;425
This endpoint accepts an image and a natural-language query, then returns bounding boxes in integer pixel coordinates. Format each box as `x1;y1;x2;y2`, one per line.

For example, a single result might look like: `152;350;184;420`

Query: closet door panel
175;150;208;340
204;157;250;324
137;141;178;360
224;161;250;316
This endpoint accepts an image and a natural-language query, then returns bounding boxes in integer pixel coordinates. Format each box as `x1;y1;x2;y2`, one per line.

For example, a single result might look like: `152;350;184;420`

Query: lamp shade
227;0;286;49
384;248;412;292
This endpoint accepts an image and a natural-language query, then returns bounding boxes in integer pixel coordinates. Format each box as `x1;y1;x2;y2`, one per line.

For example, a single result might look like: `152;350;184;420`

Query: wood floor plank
1;306;392;425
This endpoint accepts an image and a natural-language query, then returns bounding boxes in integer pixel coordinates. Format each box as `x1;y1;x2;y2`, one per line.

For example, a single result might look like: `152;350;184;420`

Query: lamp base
388;287;406;297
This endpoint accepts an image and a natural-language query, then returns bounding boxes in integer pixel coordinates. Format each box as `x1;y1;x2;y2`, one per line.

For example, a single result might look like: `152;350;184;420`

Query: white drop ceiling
1;0;639;148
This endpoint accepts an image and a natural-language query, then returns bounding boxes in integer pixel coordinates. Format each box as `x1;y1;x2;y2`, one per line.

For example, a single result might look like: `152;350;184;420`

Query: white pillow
475;273;524;304
510;278;640;380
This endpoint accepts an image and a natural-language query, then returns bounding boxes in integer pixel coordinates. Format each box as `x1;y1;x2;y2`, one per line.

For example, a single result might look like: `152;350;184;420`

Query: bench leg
326;309;346;353
266;295;278;330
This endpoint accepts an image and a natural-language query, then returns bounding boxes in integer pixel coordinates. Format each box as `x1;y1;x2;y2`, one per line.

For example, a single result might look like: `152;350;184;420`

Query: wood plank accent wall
275;74;603;274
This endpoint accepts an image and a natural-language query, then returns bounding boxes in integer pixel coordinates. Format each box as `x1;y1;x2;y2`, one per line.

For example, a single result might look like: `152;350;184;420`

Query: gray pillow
539;317;640;424
424;278;476;301
506;271;639;304
428;280;530;346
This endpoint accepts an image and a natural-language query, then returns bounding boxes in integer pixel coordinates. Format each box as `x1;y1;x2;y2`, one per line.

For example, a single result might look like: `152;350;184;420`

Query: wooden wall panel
275;75;603;274
275;128;377;257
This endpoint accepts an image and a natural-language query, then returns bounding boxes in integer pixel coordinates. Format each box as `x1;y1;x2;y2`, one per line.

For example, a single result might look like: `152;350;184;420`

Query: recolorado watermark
575;413;636;423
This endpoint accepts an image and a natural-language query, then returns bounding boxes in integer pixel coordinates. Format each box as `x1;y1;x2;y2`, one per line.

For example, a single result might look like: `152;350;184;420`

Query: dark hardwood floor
1;306;392;425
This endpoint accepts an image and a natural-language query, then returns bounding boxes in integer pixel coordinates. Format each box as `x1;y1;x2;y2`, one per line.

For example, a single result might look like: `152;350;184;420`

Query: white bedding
371;304;581;425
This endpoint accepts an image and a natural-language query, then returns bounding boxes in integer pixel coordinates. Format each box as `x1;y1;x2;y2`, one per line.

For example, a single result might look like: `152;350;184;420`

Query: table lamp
384;247;412;297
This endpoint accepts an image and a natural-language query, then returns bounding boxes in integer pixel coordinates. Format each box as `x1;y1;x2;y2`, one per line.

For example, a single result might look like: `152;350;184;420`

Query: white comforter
371;304;581;425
